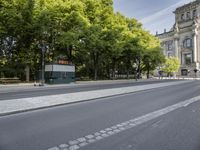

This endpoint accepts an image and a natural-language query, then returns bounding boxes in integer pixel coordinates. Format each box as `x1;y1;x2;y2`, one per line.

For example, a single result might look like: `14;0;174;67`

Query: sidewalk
0;79;149;88
0;79;158;92
0;80;191;116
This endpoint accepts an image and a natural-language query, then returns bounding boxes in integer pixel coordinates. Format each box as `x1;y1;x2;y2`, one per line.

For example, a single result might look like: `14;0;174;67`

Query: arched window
183;38;192;48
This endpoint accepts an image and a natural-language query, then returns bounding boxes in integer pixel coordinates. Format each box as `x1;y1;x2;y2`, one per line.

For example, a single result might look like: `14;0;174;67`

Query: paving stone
79;142;88;147
111;126;118;129
47;147;59;150
77;137;86;142
129;123;136;126
100;130;106;133
105;128;112;131
117;124;122;127
69;145;79;150
120;123;127;126
113;129;121;133
95;136;103;140
119;127;126;131
59;144;69;149
69;140;79;145
101;133;109;137
88;139;96;143
85;135;94;139
94;132;101;136
107;131;114;135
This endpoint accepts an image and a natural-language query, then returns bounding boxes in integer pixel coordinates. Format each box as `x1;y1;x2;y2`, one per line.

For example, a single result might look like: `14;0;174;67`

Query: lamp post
39;42;47;86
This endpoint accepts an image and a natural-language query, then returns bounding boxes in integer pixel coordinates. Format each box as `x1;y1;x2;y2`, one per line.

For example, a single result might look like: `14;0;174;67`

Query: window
186;12;190;19
183;38;192;48
167;43;173;51
181;14;185;20
184;53;192;65
193;10;197;18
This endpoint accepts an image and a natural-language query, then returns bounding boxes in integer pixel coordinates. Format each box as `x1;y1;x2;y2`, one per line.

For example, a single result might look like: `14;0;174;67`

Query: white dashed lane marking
47;95;200;150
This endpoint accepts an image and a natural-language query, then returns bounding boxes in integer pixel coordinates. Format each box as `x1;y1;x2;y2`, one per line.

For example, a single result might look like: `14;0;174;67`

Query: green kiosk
45;64;75;84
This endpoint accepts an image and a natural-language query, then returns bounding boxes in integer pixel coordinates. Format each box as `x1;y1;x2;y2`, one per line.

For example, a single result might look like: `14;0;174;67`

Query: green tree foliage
163;57;180;76
0;0;164;80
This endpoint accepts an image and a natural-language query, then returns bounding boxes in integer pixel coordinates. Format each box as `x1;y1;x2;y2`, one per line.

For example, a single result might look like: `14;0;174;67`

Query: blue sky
113;0;193;34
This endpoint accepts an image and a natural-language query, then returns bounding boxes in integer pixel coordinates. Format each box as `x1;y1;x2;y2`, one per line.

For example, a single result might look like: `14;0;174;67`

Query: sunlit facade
157;0;200;77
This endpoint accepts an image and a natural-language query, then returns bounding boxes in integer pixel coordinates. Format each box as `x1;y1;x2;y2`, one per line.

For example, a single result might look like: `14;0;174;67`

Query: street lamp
38;42;48;86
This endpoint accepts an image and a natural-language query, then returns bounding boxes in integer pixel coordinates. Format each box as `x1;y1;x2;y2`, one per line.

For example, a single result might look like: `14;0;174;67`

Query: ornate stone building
157;0;200;77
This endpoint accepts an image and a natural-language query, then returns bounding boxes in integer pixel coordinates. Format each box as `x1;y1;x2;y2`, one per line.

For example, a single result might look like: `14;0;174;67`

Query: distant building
157;0;200;77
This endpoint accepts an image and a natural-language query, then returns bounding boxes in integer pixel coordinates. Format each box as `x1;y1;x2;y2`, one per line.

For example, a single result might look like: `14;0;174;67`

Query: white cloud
140;0;192;24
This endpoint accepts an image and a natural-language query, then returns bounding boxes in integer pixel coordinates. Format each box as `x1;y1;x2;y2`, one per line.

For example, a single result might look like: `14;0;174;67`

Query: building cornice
174;0;200;14
156;31;174;38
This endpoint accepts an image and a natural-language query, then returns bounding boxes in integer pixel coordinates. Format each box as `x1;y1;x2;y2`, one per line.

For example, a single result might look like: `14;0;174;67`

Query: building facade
157;0;200;77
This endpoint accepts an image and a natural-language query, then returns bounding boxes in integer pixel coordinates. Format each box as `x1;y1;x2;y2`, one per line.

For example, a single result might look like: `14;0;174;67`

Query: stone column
174;38;179;58
193;32;197;63
174;33;180;63
196;34;200;70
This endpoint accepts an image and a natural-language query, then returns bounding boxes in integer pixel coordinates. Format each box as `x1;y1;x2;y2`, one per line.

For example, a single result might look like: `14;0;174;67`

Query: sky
113;0;194;34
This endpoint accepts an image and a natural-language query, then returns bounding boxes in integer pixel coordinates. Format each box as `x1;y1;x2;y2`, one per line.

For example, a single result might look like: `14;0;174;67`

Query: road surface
0;80;200;150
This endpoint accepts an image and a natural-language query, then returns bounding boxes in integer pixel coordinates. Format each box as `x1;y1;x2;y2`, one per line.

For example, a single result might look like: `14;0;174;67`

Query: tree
0;0;165;81
81;25;104;80
140;34;165;79
163;57;180;77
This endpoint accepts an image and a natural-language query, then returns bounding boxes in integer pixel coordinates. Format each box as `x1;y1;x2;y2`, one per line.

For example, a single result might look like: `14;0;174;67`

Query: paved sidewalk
0;79;159;93
0;80;191;116
0;79;150;89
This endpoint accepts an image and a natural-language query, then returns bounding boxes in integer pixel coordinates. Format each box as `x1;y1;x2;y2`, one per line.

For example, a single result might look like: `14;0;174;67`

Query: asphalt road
0;80;200;150
0;79;177;100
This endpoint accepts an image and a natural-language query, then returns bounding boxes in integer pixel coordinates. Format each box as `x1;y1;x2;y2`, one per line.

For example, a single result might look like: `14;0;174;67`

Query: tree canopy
0;0;165;80
163;57;180;76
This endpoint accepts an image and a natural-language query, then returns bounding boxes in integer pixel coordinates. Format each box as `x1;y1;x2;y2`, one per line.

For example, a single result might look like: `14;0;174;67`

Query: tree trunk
25;65;30;82
112;59;116;80
94;67;98;80
134;70;137;81
106;64;110;79
147;68;150;79
137;59;141;79
126;70;129;79
146;64;150;79
93;50;99;80
68;45;73;63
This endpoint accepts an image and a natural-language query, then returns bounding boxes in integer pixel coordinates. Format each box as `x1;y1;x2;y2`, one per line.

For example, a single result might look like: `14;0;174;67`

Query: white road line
47;95;200;150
